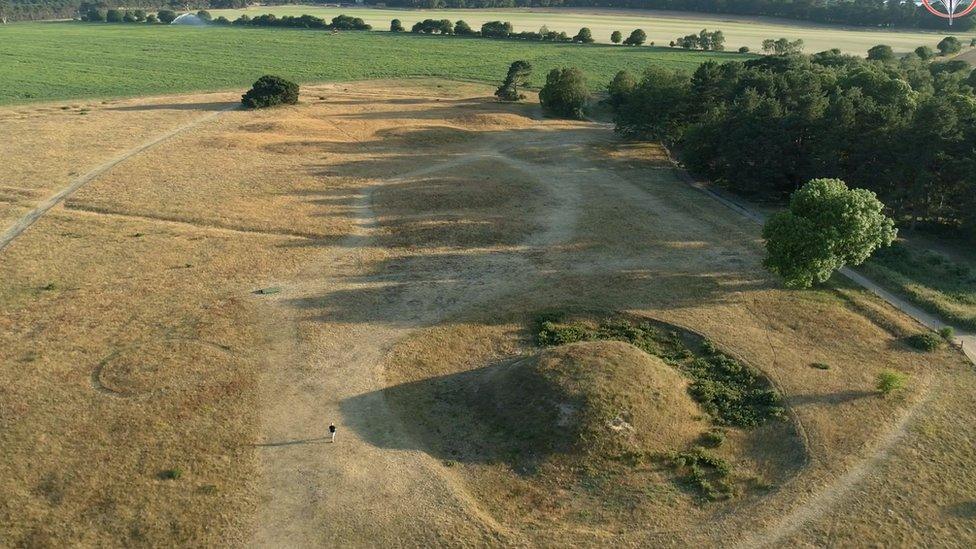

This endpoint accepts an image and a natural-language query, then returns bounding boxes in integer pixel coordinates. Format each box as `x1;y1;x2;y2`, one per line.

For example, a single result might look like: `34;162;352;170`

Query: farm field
212;5;973;55
2;79;975;546
0;22;741;105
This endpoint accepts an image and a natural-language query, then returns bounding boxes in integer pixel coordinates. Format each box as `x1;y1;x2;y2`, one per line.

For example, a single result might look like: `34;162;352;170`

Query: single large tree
623;29;647;46
938;36;962;56
762;178;896;288
495;60;532;101
610;30;622;44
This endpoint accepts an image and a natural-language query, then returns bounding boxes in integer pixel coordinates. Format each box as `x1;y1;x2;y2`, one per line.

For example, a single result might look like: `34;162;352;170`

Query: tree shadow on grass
106;100;238;112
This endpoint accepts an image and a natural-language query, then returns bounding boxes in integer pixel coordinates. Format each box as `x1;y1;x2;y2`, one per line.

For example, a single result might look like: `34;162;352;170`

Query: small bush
157;10;177;24
738;46;750;53
699;429;726;448
876;370;907;396
159;468;182;480
241;75;299;109
105;9;123;23
665;447;734;501
939;327;955;341
610;30;622;44
390;18;404;32
905;332;941;352
809;362;830;370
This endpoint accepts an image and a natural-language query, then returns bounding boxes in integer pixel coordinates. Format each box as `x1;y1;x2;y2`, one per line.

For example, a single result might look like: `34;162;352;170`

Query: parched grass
0;22;742;105
861;242;976;331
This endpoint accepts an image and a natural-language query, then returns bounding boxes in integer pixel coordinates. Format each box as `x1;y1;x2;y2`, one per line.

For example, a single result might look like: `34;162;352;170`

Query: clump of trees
673;29;725;51
495;60;532;101
762;37;804;55
622;29;646;46
573;27;594;43
411;18;453;34
481;20;512;39
762;178;896;288
539;67;590;119
937;36;962;56
454;20;476;36
866;44;894;61
81;9;371;30
610;49;976;239
241;75;299;109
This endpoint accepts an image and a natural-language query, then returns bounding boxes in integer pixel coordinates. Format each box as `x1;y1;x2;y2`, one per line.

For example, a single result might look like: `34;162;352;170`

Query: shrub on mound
241;75;299;109
478;341;707;461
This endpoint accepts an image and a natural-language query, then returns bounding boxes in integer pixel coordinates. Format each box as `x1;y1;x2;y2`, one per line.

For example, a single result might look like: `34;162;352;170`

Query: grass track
0;22;741;105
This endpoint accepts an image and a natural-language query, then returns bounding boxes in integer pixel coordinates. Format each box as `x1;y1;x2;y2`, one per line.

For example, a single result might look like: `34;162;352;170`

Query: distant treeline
0;0;246;22
610;45;976;236
78;7;371;28
3;0;973;30
375;0;975;31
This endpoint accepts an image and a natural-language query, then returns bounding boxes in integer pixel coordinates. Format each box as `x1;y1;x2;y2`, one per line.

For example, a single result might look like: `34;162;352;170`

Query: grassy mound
478;340;706;462
536;315;785;428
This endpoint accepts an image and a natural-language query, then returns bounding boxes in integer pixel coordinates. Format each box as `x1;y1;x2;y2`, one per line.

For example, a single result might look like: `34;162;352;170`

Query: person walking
329;422;337;443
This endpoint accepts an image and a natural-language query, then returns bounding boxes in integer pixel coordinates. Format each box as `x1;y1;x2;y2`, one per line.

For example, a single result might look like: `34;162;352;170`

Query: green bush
610;30;622;44
738;46;750;53
157;10;177;24
241;75;299;109
390;18;404;32
159;467;182;480
623;29;647;46
495;60;531;101
905;332;941;352
699;429;725;448
939;326;955;341
665;447;734;500
539;67;590;119
938;36;962;56
876;370;907;396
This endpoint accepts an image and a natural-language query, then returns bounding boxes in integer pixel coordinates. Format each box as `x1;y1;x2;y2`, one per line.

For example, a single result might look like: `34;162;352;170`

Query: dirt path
252;130;588;545
252;102;970;546
0;104;237;253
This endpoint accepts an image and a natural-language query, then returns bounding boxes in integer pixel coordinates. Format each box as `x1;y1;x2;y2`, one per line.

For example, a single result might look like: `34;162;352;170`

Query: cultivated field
0;22;740;105
2;80;974;546
212;6;974;54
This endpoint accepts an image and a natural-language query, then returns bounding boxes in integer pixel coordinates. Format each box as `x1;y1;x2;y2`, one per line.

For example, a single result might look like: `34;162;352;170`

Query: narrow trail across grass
0;103;238;253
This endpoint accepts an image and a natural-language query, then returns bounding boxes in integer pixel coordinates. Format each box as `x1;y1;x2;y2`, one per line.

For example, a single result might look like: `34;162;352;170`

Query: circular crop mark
91;338;233;398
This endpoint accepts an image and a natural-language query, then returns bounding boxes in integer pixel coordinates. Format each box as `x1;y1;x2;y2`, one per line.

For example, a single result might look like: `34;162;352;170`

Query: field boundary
0;103;238;252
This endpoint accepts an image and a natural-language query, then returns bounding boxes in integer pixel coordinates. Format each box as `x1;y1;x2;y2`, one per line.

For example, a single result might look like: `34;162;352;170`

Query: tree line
610;41;976;238
369;0;975;31
6;0;973;30
78;7;371;29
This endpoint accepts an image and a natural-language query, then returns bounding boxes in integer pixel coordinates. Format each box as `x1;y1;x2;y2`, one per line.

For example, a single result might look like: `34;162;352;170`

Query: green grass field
0;22;744;105
212;6;971;54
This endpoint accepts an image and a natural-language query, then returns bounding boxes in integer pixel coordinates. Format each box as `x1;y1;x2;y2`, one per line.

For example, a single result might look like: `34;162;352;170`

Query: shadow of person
252;436;330;448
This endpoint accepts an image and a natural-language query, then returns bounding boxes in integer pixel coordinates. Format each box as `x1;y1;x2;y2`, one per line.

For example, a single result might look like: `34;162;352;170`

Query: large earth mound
476;340;707;463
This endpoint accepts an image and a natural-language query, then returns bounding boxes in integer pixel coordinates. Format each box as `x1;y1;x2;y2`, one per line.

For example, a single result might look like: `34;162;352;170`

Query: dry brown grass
1;79;974;547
